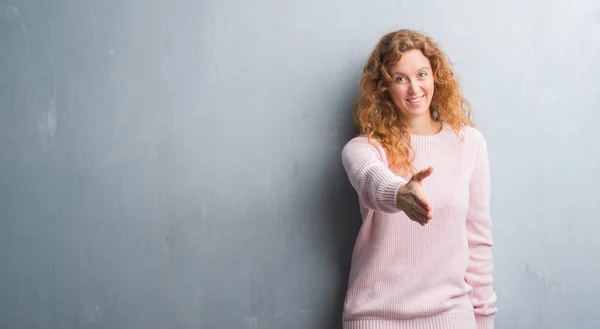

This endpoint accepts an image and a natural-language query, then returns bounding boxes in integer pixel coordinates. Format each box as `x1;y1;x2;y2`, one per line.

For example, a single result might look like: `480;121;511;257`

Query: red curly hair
354;29;474;177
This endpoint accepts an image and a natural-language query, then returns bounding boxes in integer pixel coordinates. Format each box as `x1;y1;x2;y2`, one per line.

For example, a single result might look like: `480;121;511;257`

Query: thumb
410;167;433;183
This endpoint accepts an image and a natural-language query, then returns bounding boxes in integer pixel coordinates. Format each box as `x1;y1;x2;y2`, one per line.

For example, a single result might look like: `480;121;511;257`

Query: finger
410;167;433;183
411;192;431;211
409;213;425;225
414;208;432;223
409;211;429;225
417;215;428;226
411;204;429;218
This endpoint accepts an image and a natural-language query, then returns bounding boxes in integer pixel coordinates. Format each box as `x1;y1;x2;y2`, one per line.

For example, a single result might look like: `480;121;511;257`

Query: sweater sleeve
465;134;498;329
341;137;407;213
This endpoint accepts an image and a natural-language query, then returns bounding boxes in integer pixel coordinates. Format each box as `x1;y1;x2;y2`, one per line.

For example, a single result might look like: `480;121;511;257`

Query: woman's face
387;49;435;120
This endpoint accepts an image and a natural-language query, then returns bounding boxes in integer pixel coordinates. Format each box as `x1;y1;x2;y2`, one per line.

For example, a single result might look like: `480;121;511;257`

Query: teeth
408;96;423;103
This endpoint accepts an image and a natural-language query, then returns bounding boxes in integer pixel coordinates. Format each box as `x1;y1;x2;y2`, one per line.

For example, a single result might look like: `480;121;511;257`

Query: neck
403;114;442;135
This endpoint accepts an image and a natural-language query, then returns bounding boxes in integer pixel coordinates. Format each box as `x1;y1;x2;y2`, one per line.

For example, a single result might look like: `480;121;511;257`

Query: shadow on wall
319;86;363;329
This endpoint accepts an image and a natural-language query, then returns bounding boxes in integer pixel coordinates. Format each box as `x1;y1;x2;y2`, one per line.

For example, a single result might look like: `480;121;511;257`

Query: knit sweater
340;124;498;329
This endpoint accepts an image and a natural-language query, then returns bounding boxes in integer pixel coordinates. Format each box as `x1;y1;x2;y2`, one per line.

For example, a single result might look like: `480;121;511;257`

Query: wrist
395;185;407;210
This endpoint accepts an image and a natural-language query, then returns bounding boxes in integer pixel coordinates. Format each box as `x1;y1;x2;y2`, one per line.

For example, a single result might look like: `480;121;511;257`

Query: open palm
396;167;433;226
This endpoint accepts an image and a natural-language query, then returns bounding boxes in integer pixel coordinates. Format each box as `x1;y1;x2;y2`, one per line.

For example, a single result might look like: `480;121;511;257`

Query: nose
408;80;419;95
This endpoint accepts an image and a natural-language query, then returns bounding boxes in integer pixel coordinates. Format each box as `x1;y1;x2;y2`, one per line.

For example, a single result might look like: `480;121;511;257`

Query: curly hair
354;29;473;177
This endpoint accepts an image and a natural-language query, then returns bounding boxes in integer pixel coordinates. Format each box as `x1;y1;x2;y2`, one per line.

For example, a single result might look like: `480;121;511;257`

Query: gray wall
1;0;599;328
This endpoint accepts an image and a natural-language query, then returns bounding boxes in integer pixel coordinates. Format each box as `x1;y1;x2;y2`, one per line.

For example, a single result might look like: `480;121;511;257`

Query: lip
406;95;425;104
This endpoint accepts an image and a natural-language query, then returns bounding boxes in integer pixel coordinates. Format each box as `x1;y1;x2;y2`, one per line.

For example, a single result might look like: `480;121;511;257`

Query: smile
407;95;425;104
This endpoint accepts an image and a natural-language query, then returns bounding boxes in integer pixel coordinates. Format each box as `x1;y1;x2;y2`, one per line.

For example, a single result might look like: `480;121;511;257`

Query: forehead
391;49;431;73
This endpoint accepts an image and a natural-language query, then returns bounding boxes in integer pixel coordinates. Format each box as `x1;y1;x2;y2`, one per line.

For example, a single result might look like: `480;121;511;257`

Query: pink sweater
340;124;498;329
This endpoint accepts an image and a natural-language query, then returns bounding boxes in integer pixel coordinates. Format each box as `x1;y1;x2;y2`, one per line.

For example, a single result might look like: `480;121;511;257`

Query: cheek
388;85;407;102
425;80;435;95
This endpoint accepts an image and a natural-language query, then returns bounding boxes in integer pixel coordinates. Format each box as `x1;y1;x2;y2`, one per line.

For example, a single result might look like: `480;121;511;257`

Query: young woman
341;29;498;329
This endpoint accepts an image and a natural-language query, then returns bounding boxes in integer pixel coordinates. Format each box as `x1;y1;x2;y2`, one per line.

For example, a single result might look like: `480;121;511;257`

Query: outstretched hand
396;167;433;226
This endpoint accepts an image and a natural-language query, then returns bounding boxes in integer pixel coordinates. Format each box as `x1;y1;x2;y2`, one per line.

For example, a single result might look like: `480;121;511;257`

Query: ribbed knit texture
340;124;498;329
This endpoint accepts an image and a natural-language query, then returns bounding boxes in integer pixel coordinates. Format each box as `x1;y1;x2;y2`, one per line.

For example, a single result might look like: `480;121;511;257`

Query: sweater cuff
380;178;405;211
475;314;495;329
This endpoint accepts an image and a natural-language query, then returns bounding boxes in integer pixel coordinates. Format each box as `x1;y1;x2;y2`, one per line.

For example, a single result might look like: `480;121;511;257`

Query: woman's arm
465;133;498;329
341;137;407;213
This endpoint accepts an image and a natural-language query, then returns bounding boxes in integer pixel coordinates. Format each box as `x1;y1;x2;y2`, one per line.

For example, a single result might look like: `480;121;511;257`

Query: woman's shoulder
457;124;487;146
453;125;490;159
343;135;382;151
341;135;388;161
344;135;377;146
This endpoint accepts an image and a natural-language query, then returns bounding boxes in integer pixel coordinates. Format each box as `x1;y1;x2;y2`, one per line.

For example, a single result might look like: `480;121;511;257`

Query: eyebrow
391;66;432;76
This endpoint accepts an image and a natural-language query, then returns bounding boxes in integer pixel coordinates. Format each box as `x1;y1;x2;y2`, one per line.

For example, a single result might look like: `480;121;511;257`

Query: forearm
465;224;497;328
342;137;406;213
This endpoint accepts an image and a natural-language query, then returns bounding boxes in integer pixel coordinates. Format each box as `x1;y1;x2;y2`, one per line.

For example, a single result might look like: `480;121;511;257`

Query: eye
395;76;406;83
418;72;428;78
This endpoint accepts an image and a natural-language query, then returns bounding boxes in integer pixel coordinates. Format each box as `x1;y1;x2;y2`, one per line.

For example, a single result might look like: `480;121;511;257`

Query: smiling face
388;49;435;121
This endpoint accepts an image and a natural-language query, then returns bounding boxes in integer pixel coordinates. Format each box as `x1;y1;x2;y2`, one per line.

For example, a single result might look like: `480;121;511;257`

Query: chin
401;108;430;119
